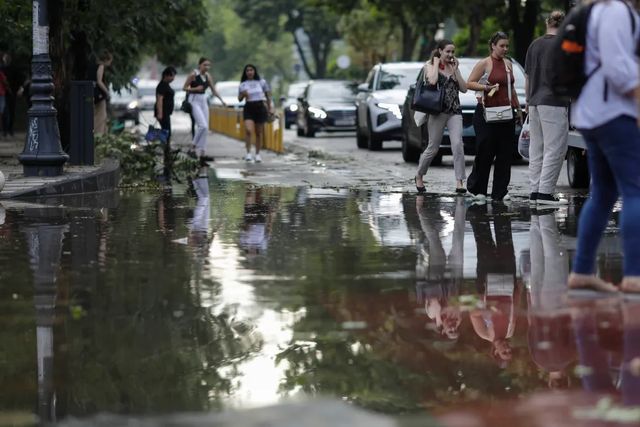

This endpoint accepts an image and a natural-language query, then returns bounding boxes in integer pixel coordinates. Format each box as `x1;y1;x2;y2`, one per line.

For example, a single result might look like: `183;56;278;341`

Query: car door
357;68;376;132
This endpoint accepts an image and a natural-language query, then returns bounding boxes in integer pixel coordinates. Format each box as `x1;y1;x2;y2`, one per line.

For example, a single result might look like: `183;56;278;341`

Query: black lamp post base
21;164;66;177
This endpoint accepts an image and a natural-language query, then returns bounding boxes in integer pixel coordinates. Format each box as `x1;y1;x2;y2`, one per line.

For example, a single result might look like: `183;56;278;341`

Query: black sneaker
529;192;538;204
536;193;568;205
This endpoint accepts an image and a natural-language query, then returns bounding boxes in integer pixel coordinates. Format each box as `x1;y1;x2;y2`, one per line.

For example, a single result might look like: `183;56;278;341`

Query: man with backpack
560;0;640;293
525;11;570;205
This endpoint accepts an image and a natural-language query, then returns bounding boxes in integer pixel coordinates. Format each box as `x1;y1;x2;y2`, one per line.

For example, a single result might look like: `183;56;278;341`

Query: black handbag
180;93;192;114
411;76;444;115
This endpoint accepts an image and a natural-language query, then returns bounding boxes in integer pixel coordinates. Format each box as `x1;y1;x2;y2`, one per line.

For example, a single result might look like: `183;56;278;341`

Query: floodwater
0;170;638;426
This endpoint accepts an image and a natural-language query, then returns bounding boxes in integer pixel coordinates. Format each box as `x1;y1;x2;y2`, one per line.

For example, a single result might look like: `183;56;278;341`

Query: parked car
282;81;309;128
109;86;140;124
401;57;527;165
296;80;358;137
566;130;589;188
211;80;244;108
356;62;424;150
136;79;157;110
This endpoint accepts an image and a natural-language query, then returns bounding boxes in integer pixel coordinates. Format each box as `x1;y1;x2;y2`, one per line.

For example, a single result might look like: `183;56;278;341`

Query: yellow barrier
209;106;284;154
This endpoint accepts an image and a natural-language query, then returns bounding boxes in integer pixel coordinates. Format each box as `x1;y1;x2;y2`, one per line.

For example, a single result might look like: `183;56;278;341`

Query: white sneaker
244;153;253;162
255;154;262;163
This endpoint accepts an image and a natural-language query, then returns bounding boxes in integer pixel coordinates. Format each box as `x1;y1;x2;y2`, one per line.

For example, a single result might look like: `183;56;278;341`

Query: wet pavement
0;165;638;426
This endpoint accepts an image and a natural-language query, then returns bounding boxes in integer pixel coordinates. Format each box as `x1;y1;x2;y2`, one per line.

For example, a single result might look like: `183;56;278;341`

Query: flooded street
0;170;637;426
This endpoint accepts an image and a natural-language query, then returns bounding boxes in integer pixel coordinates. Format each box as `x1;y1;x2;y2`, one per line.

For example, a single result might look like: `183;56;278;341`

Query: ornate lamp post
18;0;69;177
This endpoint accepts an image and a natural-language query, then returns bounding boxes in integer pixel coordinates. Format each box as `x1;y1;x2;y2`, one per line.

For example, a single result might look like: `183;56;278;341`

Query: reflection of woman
239;188;273;257
415;195;464;339
238;64;272;163
415;39;468;194
571;301;640;405
468;203;519;365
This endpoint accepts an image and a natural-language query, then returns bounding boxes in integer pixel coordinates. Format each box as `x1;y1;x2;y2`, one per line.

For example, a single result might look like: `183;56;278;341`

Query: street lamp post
18;0;69;177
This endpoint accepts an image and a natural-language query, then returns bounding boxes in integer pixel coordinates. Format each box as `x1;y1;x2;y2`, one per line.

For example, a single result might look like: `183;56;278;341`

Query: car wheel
401;117;420;163
567;147;589;188
304;118;316;138
367;115;382;151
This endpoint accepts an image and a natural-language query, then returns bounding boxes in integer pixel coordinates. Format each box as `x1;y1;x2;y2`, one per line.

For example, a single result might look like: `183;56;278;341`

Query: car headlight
376;103;402;119
308;106;327;119
289;104;298;112
127;100;139;109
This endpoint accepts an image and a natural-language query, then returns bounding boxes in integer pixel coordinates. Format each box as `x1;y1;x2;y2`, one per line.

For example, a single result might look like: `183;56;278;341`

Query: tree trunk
509;0;540;63
49;0;70;151
466;7;484;56
400;22;418;61
292;31;316;79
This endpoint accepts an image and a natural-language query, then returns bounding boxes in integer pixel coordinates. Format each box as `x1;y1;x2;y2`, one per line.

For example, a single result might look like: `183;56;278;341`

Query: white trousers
191;94;209;151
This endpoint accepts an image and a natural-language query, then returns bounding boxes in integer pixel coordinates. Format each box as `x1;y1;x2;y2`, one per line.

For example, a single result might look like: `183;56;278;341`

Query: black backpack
549;0;637;100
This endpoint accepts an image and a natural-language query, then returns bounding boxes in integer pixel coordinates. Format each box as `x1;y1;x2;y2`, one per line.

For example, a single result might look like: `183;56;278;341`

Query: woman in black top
156;66;176;177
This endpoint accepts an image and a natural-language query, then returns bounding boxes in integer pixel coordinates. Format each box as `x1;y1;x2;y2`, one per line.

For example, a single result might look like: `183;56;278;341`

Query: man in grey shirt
525;11;570;205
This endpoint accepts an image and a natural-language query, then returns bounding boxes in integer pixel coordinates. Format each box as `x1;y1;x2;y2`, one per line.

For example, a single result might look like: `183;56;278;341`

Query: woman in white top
238;64;273;163
183;57;225;163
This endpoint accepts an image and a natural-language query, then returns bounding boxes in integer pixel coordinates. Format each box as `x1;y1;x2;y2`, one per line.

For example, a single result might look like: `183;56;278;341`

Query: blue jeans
574;115;640;276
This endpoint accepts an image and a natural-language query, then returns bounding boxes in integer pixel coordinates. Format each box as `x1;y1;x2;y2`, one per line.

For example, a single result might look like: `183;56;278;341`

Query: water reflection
1;186;638;423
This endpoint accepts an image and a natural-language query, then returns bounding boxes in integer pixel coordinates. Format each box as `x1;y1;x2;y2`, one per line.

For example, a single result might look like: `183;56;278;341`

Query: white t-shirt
239;79;270;102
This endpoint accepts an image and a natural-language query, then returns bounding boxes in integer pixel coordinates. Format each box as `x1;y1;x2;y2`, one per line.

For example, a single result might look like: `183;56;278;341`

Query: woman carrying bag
466;32;523;202
414;40;468;194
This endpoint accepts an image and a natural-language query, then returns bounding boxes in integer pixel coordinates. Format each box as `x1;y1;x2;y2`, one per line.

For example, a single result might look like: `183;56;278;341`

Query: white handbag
483;61;514;123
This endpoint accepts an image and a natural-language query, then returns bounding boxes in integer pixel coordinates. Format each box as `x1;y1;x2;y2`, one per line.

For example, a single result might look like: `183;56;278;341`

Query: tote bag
412;75;444;115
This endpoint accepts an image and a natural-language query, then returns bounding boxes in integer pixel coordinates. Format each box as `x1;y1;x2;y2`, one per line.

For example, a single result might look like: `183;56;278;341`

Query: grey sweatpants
417;113;466;181
528;105;568;195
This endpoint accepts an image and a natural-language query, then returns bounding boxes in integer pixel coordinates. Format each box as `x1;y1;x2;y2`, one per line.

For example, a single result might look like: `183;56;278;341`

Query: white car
136;78;157;111
355;62;424;150
211;80;244;108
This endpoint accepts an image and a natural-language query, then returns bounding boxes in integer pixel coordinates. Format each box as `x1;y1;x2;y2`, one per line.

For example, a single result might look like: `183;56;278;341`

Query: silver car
355;62;424;150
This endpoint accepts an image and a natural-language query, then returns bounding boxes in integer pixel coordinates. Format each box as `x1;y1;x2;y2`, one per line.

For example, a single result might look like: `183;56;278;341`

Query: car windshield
287;83;307;98
110;88;137;101
217;84;239;97
376;66;422;90
138;86;156;97
308;82;356;102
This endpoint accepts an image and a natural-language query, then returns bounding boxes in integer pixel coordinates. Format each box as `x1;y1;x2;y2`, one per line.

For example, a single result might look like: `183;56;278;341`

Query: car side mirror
358;83;370;93
409;84;416;90
297;97;304;103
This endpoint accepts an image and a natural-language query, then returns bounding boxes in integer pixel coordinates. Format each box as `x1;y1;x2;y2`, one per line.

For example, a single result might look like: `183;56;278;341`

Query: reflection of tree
57;193;261;415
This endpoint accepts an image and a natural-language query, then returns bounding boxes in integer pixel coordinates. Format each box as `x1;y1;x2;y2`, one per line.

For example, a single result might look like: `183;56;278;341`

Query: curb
0;158;120;199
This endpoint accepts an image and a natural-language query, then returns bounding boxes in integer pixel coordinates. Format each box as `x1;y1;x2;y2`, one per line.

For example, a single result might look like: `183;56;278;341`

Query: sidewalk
0;132;119;199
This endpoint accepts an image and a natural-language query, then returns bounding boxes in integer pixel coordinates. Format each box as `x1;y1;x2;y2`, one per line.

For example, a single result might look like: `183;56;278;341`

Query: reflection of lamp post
18;0;69;177
22;209;69;423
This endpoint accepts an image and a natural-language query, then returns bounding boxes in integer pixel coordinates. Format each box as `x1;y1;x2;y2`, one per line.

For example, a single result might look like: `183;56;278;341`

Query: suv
356;62;424;150
401;57;526;164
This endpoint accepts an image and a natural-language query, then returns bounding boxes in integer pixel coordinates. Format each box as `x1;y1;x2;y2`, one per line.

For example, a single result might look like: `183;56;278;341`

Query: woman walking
89;50;113;136
183;57;226;163
238;64;273;163
466;32;523;201
414;39;468;194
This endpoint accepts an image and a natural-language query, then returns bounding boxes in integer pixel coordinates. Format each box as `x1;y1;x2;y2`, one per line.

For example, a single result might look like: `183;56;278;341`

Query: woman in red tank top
464;32;523;202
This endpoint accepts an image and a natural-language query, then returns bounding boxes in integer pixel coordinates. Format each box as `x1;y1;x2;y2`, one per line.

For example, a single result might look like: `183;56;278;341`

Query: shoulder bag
483;61;514;123
411;72;444;115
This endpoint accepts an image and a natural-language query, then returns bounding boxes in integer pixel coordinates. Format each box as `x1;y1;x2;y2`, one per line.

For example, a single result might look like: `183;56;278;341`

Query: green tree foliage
199;0;295;86
233;0;340;79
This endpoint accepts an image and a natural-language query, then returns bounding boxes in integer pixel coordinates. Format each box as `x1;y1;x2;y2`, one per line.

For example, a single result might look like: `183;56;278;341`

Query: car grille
326;110;356;121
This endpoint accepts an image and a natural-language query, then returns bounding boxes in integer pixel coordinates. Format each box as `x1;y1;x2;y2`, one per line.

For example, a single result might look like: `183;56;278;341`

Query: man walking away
525;10;569;205
155;66;176;178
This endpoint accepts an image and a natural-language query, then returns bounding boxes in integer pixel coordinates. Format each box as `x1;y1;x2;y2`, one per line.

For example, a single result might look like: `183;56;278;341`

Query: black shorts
243;101;268;124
